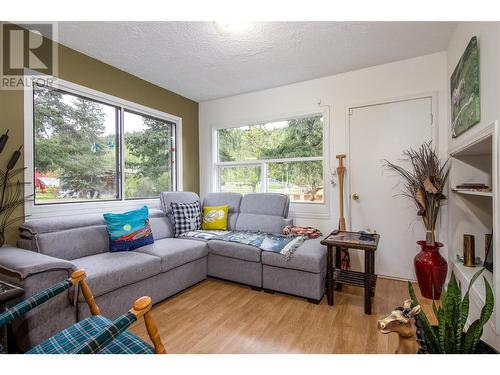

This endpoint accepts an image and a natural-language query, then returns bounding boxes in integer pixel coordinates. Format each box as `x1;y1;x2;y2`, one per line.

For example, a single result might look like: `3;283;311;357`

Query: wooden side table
321;231;379;315
0;281;24;354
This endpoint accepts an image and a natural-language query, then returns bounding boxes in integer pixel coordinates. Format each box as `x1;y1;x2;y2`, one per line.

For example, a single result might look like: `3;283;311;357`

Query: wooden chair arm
70;269;101;316
130;296;166;354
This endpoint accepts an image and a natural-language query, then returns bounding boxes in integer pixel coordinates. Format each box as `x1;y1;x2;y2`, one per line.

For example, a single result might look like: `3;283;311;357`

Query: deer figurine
377;299;421;354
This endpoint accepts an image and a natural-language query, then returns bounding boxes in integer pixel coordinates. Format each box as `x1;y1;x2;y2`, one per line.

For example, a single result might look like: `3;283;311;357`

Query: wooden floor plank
129;277;432;354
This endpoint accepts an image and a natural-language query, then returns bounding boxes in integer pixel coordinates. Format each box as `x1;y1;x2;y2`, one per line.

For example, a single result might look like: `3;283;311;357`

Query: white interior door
348;97;433;280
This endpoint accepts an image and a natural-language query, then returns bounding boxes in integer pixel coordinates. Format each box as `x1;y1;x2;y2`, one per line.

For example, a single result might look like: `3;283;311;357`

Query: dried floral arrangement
385;142;450;245
0;130;31;247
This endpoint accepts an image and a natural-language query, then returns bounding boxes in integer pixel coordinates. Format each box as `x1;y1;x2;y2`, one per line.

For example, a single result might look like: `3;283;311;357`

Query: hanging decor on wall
450;36;480;138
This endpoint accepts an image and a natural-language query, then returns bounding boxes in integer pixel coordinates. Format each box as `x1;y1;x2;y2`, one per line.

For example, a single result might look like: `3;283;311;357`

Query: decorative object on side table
321;230;379;314
0;280;24;353
451;36;480;138
408;268;497;354
385;142;450;299
0;129;31;248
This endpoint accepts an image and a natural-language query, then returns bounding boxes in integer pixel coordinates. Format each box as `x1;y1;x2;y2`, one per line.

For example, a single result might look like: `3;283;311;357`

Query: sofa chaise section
261;237;326;303
195;192;260;288
199;192;326;300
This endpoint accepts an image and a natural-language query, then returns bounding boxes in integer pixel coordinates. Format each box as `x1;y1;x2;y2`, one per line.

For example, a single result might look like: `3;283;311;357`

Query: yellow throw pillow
202;205;229;230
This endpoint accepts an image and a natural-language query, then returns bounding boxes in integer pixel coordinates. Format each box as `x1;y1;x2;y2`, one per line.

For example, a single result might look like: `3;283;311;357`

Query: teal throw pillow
103;206;154;252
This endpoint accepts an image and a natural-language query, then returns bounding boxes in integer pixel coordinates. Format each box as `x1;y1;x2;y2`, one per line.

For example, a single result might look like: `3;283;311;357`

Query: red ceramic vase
414;240;447;299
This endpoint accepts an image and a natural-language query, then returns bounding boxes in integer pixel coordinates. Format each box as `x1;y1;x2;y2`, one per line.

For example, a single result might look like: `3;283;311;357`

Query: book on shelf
454;183;491;192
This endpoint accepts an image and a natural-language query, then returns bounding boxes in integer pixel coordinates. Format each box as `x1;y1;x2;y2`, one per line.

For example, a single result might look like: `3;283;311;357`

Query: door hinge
430;113;434;125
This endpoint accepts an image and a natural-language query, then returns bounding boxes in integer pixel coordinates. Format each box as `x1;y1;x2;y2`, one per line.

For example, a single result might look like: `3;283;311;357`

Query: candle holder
463;234;476;267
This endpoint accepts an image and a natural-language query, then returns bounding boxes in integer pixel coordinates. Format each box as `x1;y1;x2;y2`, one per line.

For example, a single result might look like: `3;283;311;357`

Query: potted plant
408;268;496;353
385;142;450;299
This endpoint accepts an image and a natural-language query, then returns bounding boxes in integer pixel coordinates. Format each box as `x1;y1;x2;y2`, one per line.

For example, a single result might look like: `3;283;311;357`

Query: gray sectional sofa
0;192;326;352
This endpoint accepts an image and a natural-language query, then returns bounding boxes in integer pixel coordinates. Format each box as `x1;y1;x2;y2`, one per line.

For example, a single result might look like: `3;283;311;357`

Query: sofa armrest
0;246;76;280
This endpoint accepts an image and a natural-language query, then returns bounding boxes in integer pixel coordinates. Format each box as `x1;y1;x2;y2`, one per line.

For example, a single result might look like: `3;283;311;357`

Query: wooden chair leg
131;296;166;354
144;311;166;354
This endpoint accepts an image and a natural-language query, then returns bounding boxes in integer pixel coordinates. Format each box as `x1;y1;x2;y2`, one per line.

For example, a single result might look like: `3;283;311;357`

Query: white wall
447;22;500;151
446;21;500;350
199;52;449;273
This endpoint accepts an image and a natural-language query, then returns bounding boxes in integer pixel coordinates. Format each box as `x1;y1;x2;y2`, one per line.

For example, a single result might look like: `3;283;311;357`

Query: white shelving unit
451;189;493;197
448;121;500;348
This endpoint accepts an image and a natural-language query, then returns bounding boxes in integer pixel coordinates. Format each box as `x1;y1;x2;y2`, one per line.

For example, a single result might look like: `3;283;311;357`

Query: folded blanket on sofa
282;225;322;239
178;230;230;240
215;231;305;260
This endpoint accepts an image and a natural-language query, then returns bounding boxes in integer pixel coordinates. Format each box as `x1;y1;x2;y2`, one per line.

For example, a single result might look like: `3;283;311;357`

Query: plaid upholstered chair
0;270;166;354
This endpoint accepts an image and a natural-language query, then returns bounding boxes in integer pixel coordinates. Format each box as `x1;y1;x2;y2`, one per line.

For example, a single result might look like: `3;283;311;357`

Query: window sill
289;201;330;220
25;198;162;220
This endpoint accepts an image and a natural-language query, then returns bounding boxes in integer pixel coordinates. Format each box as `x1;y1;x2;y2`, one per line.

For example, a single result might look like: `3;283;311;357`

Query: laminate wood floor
129;277;433;354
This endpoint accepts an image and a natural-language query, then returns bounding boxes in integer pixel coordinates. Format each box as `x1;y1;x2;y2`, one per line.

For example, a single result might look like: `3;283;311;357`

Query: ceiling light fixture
214;21;252;35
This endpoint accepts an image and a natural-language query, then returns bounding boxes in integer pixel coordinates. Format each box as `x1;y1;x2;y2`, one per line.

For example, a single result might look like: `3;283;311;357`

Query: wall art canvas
451;36;480;138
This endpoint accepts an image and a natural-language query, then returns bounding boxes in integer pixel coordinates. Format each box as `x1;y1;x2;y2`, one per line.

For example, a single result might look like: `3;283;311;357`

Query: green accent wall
0;23;199;245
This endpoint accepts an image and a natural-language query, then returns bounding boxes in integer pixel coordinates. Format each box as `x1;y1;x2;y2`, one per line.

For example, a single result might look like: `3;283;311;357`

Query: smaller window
216;114;324;203
267;160;324;203
219;165;262;195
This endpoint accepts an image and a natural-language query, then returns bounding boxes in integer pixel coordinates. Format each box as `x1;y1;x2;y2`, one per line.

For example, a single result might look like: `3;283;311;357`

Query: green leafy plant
408;268;494;353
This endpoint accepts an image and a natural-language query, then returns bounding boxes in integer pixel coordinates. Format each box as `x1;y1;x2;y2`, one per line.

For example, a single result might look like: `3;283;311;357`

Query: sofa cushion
202;192;242;230
207;239;261;263
35;225;110;260
18;209;167;260
135;238;208;272
235;214;287;234
149;216;174;240
19;209;166;237
72;252;161;300
260;237;326;273
159;192;200;215
239;193;289;217
235;193;290;233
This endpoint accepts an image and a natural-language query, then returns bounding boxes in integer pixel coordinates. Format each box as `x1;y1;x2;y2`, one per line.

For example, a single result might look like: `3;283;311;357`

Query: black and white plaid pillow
170;201;201;237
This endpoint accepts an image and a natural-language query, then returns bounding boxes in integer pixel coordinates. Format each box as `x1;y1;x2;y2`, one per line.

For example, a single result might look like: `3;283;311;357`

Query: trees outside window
33;84;176;204
216;115;324;203
124;111;175;199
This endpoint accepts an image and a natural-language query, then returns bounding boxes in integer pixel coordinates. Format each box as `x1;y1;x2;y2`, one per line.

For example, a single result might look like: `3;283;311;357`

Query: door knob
352;193;360;200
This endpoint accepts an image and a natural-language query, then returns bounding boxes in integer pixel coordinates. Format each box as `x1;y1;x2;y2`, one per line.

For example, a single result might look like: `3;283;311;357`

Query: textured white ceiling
54;22;457;102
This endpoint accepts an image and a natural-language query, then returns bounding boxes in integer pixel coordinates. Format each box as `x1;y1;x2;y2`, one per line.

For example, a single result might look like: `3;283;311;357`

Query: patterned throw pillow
103;206;154;252
170;201;201;237
202;205;229;230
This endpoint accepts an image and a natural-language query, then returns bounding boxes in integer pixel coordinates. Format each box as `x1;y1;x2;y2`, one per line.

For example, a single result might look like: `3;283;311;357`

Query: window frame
212;110;331;218
24;71;183;219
